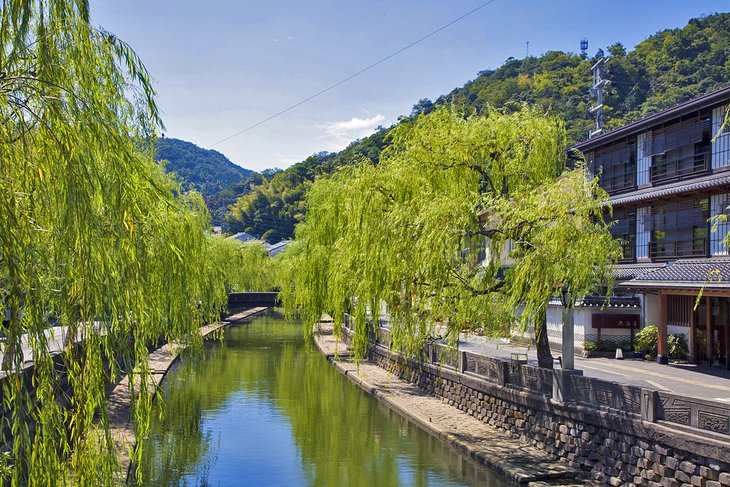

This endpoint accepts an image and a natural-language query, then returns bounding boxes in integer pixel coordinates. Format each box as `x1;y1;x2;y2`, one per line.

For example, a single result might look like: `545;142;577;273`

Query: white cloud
321;114;386;151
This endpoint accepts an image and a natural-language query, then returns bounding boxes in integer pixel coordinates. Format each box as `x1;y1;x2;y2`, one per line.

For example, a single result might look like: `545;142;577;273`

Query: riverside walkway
313;320;592;486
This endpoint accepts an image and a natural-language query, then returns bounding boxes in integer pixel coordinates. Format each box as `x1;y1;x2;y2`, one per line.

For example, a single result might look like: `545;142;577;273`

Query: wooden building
573;85;730;368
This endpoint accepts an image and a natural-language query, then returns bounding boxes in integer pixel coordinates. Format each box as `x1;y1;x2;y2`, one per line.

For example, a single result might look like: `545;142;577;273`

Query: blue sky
92;1;729;171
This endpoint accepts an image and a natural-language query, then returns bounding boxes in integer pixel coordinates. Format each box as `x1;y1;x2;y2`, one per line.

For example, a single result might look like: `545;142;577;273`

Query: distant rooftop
228;231;256;243
266;240;290;258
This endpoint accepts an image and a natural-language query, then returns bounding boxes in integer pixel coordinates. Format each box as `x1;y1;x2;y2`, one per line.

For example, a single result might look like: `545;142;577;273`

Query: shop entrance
694;297;729;368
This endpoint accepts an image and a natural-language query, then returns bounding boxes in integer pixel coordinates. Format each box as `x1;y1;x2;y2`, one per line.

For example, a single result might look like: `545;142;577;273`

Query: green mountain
227;12;730;242
154;137;260;225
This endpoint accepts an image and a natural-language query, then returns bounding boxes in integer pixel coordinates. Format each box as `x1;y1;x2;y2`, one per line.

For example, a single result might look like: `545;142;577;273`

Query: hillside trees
232;13;730;241
281;107;620;362
0;1;231;484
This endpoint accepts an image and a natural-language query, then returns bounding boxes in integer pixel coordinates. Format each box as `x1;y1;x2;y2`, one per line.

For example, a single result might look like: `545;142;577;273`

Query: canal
136;311;509;486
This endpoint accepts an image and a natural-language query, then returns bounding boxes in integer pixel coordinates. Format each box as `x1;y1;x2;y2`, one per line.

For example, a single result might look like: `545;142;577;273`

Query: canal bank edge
318;320;730;487
109;306;269;484
312;319;587;486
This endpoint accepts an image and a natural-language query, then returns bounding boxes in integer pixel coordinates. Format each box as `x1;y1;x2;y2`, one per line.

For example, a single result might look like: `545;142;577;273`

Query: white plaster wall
643;293;660;327
667;325;691;341
546;304;587;349
580;306;642;343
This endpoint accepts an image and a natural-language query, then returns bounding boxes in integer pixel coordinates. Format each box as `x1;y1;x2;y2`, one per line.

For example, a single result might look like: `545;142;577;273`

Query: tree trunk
535;309;554;369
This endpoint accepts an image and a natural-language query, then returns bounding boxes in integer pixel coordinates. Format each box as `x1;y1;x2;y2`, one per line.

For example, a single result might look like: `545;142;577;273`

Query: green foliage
668;333;689;359
0;3;244;484
155;138;259;226
281;107;619;360
207;237;280;292
155;138;253;197
227;129;391;241
634;326;659;355
584;339;633;353
230;13;730;241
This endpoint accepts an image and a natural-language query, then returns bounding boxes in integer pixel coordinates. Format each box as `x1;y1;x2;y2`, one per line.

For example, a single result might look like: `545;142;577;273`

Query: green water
137;311;509;486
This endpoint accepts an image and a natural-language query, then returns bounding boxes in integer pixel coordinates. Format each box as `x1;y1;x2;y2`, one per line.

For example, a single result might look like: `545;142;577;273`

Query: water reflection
137;312;509;486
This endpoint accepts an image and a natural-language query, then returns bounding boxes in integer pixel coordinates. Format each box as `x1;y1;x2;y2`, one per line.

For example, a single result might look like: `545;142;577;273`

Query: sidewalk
456;333;730;403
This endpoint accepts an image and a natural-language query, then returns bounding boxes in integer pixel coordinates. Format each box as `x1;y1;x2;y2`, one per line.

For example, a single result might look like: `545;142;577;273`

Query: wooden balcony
649;238;708;260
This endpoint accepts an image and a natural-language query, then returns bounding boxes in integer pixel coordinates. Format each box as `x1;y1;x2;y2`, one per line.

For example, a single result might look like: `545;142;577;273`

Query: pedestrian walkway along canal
134;311;510;486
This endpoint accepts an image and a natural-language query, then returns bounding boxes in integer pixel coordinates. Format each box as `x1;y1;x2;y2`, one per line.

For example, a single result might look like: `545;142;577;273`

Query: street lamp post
560;284;575;371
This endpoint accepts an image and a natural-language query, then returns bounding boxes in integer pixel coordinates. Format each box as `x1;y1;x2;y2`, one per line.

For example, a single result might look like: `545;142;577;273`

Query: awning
622;258;730;290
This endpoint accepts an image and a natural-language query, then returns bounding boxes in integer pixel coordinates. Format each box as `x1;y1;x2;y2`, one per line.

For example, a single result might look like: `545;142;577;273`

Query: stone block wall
342;325;730;487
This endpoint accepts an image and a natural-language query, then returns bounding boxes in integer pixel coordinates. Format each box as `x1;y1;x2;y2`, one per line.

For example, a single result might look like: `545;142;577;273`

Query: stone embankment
111;306;268;482
313;319;588;486
321;318;730;487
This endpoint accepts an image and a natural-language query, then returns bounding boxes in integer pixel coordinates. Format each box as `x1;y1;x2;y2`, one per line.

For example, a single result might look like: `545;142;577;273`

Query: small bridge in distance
228;292;279;309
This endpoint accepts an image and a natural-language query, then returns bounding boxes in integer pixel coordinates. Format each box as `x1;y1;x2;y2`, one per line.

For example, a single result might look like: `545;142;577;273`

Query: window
643;198;710;259
649;115;711;184
590;140;636;194
608;207;636;261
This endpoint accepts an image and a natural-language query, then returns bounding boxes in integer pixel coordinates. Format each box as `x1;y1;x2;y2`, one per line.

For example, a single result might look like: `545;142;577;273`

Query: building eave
573;84;730;153
607;173;730;207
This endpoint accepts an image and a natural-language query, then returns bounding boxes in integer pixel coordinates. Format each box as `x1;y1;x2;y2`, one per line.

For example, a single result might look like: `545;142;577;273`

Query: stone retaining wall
342;324;730;487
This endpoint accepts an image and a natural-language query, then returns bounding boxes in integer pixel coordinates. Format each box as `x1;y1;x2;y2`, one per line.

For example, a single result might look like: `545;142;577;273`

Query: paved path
456;333;730;402
314;321;594;486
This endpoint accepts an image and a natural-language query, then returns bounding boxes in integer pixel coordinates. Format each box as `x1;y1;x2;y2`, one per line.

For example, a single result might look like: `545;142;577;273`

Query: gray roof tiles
608;173;730;207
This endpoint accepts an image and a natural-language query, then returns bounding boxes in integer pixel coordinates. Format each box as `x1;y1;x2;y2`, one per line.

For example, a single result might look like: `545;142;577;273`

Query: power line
209;0;499;149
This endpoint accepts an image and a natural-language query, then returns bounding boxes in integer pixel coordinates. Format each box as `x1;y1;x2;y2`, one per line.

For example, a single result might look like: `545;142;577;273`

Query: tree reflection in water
136;312;508;486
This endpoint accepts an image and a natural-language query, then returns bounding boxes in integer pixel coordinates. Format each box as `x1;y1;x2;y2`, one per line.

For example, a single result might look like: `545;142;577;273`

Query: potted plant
634;325;658;359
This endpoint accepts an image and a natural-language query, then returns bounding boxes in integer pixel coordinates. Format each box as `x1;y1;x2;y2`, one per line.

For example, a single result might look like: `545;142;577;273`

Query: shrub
583;340;598;351
634;325;658;356
668;333;689;359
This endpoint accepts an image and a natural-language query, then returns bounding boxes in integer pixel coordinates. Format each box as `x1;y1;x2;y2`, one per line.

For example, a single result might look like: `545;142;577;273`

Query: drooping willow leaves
0;1;233;484
281;106;620;360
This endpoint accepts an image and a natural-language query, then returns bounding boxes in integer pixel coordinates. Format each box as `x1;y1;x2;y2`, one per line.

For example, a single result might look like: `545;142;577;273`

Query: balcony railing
649;150;709;185
600;171;636;194
649;238;708;259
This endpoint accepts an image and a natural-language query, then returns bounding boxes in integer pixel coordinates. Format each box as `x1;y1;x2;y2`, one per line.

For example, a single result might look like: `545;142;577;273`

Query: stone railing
339;316;730;485
340;316;730;438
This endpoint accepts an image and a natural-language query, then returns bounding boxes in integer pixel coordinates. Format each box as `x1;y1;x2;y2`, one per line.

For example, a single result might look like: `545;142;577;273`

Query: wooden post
657;292;668;364
707;296;713;364
689;298;696;362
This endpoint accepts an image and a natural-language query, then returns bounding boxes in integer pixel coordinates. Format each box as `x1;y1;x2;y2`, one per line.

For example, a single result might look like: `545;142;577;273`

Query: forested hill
155;138;254;198
227;12;730;241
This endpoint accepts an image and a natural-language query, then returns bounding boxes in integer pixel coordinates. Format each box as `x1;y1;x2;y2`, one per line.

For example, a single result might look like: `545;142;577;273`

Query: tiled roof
548;296;641;309
266;240;290;257
613;263;666;281
624;258;730;289
609;173;730;207
228;232;256;242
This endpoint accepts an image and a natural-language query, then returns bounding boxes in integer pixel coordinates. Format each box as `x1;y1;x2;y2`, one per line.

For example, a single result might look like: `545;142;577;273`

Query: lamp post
560;284;575;371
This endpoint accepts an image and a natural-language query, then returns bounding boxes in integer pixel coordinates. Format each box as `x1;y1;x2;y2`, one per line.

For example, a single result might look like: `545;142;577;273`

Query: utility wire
209;0;499;148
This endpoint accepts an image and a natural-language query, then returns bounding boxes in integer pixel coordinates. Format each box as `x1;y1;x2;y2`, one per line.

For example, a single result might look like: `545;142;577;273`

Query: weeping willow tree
207;237;281;293
0;1;232;484
281;106;621;362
